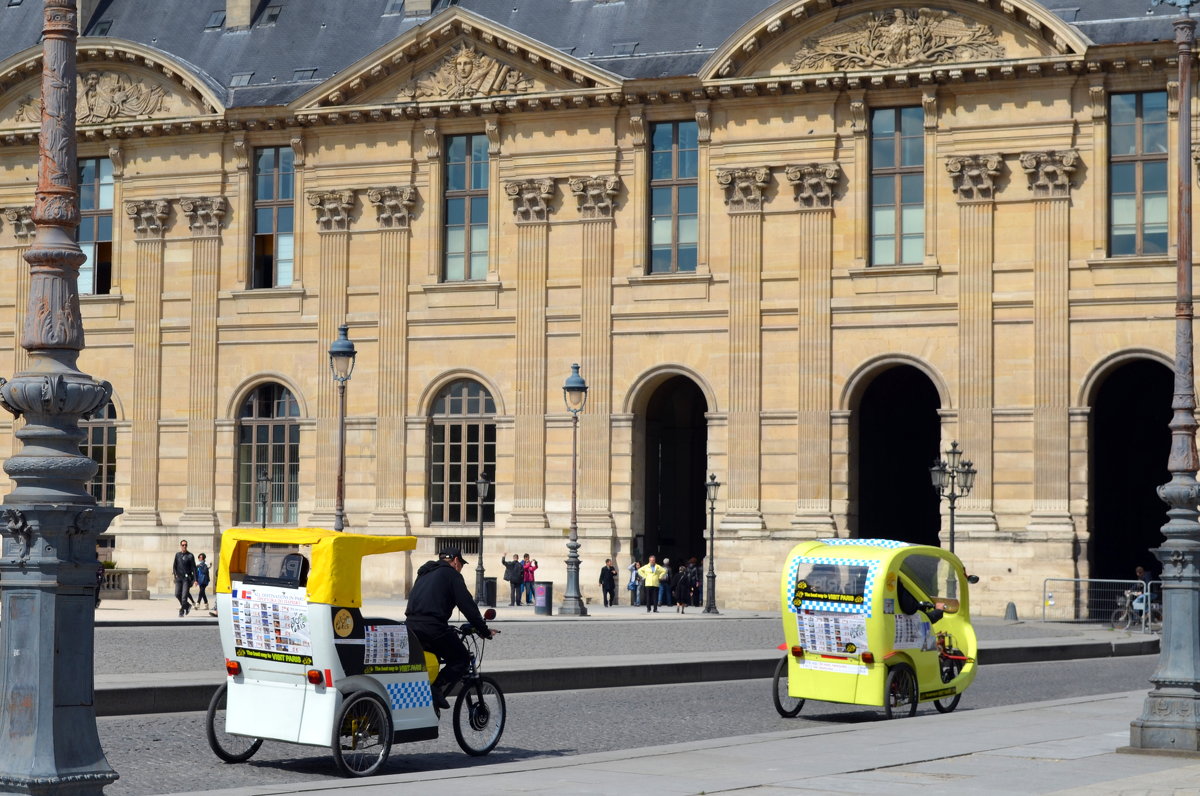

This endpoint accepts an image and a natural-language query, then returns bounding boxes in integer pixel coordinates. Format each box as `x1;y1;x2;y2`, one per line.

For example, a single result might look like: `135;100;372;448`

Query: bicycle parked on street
1110;588;1162;632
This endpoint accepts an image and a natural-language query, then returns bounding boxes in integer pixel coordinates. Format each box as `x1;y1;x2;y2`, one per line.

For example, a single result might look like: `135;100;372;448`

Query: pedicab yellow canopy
215;527;417;607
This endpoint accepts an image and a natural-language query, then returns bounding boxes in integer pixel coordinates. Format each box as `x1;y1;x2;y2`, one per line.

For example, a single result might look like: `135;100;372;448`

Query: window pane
470;196;488;222
1110;125;1136;157
678;121;698;149
872;206;895;236
1144;161;1168;192
79;216;94;241
471;135;489;164
279;171;293;201
1110;163;1136;195
871;109;895;136
446;227;465;254
901;174;923;204
470;252;487;280
79;183;96;211
650;247;673;273
255;207;274;232
471;161;488;190
97;215;112;241
1144;227;1168;254
901;136;923;167
98;181;114;210
447;163;466;191
678;215;697;245
677;185;697;214
446;197;465;226
901;205;924;235
1111;228;1136;256
676;246;697;272
1143;91;1168;123
446;254;465;281
277;205;293;234
651;187;673;215
650;216;672;245
1110;94;1137;125
1144;193;1168;226
872;137;895;169
470;224;488;253
900;107;923;135
677;149;698;179
447;136;466;163
872;175;895;205
651;151;673;181
901;234;923;263
278;147;294;174
1111;195;1137;223
651;124;673;150
276;235;293;286
79;243;95;294
256;173;274;201
872;237;895;266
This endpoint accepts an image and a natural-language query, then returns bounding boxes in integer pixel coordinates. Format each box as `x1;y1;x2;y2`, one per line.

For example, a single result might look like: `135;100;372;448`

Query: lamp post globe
328;325;356;532
704;473;721;614
475;472;490;605
560;363;589;616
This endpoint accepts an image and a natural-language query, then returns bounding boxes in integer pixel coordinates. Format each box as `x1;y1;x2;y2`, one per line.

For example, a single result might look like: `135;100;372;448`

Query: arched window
428;379;495;525
80;399;117;506
237;383;300;526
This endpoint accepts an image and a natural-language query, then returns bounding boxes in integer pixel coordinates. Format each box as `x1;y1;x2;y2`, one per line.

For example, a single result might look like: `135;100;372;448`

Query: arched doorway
638;376;708;565
1089;359;1172;580
853;365;941;545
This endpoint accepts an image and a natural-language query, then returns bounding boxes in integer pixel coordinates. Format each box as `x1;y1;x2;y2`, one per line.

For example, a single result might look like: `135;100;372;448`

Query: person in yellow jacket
637;556;668;613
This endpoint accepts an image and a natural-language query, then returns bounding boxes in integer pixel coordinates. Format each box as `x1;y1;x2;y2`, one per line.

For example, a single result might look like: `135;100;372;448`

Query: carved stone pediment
791;8;1002;73
2;68;204;129
401;44;535;102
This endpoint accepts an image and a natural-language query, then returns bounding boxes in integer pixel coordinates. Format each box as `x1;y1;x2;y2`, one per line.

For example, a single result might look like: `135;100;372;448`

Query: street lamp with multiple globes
475;472;490;606
257;466;270;528
704;474;721;614
929;441;976;556
560;363;589;616
328;325;357;532
1131;0;1200;752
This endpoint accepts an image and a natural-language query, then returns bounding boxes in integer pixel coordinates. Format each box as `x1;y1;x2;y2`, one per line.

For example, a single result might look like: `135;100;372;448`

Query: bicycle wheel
884;664;918;719
332;691;393;777
453;675;506;756
1111;607;1133;631
934;654;963;713
771;654;804;717
205;683;263;763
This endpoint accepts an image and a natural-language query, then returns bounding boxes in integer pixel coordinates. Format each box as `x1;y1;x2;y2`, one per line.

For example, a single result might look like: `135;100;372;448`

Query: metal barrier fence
1041;578;1162;633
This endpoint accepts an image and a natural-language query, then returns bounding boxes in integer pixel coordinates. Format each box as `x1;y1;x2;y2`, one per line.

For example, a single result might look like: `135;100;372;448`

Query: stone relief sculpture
791;8;1003;71
13;70;170;125
400;44;534;101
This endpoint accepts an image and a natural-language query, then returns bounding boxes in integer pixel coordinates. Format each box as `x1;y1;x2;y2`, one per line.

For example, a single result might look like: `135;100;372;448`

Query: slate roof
0;0;1183;109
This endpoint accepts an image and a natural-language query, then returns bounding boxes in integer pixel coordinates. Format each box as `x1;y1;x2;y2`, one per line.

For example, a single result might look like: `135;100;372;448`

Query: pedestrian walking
637;556;668;613
502;553;523;605
522;553;538;605
688;557;703;607
658;557;673;607
599;558;618;607
672;565;694;613
172;539;196;617
195;553;211;609
628;560;642;606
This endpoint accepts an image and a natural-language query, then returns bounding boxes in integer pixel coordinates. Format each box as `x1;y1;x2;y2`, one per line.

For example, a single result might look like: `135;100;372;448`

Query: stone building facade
0;0;1186;613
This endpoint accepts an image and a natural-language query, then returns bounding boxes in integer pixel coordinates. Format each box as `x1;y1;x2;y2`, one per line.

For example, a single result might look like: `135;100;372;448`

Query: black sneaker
432;689;450;710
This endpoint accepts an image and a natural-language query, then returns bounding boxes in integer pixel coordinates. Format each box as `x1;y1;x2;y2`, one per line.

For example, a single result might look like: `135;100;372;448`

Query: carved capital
179;196;227;235
4;206;36;242
568;175;621;219
308;190;356;231
1020;150;1078;198
367;186;417;229
784;163;840;209
505;178;556;223
124;199;170;238
946;154;1004;201
717;167;771;213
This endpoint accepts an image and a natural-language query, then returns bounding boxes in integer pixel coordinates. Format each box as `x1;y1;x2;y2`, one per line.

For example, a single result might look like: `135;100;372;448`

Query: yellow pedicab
774;538;977;718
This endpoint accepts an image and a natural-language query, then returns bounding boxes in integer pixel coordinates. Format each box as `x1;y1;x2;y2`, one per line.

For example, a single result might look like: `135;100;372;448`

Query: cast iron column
1131;0;1200;752
560;364;588;616
0;1;122;791
704;474;720;614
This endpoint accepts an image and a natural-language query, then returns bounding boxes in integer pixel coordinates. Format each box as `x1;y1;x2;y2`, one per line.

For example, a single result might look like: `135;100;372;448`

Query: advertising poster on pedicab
230;581;313;665
787;557;875;673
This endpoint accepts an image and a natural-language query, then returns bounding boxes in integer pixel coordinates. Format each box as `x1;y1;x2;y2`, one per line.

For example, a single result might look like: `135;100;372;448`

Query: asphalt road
97;654;1158;795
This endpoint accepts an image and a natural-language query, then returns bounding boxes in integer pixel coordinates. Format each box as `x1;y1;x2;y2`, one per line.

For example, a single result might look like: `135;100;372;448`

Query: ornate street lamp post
257;466;270;528
704;474;721;614
1131;0;1200;752
475;472;490;606
560;363;588;616
929;441;976;556
328;325;356;532
0;2;121;791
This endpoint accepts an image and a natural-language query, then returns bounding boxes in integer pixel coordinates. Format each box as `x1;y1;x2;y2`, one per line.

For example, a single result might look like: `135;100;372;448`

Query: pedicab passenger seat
279;553;309;586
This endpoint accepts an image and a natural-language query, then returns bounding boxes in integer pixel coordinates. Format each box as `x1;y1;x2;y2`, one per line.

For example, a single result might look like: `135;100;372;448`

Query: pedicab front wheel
453;675;506;756
205;683;264;763
332;691;393;777
771;654;804;718
884;664;918;719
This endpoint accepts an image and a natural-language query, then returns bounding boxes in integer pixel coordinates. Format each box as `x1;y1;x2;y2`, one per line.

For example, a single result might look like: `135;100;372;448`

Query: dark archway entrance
1089;359;1172;580
853;365;941;545
639;376;708;565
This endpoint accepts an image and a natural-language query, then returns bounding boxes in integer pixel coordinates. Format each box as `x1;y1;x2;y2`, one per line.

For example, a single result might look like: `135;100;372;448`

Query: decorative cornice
124;199;170;238
717;167;771;213
505;178;556;223
178;196;227;235
3;207;35;241
308;190;356;231
1020;150;1078;198
946;154;1004;201
367;186;417;229
784;163;839;210
568;175;620;219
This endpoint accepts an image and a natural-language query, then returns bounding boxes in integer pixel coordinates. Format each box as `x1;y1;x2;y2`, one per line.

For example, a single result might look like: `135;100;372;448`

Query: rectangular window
870;107;924;267
648;120;698;274
252;146;295;289
230;72;253;87
443;133;489;282
383;0;404;14
205;10;226;29
1110;91;1168;257
76;156;113;295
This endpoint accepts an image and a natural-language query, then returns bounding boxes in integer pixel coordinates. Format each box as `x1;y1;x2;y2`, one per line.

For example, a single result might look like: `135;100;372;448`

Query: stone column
1020;151;1079;537
718;167;770;533
367;186;417;530
505;178;555;531
122;199;170;526
786;164;841;535
0;1;121;790
569;176;620;534
177;197;227;535
4;207;35;461
946;155;1003;538
307;190;355;529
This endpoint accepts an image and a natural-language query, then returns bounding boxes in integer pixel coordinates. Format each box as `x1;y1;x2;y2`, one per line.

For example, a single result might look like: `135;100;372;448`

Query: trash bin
533;581;553;616
483;576;497;608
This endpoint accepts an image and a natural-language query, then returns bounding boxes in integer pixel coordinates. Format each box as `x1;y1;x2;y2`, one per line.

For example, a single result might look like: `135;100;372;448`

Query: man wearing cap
405;547;495;710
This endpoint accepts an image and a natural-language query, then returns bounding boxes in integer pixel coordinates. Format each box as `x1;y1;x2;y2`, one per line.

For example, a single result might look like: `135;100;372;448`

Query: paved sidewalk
176;690;1200;796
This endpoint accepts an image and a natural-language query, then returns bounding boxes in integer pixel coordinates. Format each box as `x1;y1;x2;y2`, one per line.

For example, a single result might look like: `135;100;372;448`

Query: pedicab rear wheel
332;691;393;777
205;682;264;763
771;654;804;718
884;663;918;719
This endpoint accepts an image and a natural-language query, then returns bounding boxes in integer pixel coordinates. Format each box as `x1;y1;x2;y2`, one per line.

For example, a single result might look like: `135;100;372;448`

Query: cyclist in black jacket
405;547;494;709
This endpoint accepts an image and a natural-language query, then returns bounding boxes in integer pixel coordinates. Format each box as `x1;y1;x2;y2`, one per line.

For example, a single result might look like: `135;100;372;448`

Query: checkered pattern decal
385;680;432;711
817;538;911;549
786;555;880;617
